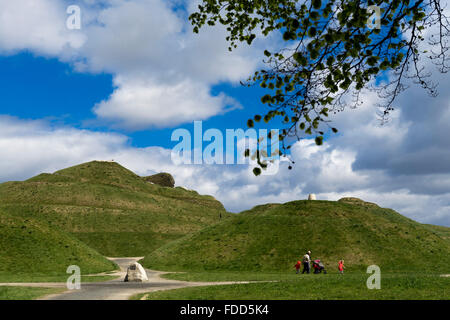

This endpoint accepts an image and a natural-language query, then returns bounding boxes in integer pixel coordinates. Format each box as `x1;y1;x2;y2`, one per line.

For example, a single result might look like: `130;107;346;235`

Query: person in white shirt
302;250;312;274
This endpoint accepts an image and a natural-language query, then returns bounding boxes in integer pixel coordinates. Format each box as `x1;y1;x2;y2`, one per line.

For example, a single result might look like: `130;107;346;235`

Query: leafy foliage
190;0;449;171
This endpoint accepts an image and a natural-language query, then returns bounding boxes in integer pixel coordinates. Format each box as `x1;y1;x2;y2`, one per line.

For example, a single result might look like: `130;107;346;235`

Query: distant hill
422;224;450;243
143;199;450;273
0;210;116;277
0;161;229;256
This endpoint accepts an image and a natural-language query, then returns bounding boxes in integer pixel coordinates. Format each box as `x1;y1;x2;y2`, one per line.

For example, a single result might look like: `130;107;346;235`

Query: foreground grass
162;271;304;282
0;286;65;300
134;273;450;300
0;274;118;283
0;210;118;276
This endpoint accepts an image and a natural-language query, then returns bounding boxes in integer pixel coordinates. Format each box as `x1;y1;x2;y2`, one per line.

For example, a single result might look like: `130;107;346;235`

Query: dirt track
0;257;255;300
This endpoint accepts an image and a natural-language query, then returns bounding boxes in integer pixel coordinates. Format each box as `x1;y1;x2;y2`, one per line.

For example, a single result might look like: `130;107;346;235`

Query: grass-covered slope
0;210;116;278
0;161;229;256
422;224;450;243
143;199;450;273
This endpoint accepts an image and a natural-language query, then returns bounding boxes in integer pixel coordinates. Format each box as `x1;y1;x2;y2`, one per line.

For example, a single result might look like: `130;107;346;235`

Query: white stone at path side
124;262;149;282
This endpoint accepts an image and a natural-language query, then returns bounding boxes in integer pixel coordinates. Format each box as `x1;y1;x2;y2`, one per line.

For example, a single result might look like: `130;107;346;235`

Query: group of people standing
294;250;345;274
293;250;313;274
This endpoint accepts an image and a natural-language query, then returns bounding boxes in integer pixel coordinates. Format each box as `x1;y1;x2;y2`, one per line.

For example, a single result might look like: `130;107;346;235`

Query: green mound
143;200;450;273
144;172;175;188
0;210;115;277
422;224;450;243
0;161;229;257
337;197;378;208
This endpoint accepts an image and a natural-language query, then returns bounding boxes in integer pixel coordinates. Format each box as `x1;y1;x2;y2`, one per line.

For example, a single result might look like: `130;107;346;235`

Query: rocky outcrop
144;172;175;188
124;262;148;282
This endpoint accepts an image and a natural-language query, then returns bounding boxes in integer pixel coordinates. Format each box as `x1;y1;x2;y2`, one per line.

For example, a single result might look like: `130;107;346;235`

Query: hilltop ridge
143;199;450;273
0;161;230;257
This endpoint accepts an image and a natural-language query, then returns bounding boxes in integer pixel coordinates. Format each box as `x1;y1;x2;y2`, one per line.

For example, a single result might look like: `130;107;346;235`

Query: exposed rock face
308;194;317;200
144;172;175;188
124;262;149;282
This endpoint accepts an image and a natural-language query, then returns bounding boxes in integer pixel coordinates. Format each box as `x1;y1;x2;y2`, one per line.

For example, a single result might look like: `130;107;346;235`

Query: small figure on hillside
338;260;345;274
302;250;311;274
294;260;302;274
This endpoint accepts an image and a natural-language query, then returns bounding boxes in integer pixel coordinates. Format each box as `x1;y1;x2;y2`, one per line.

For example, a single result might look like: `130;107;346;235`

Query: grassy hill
0;161;229;257
143;199;450;273
422;224;450;243
0;209;116;278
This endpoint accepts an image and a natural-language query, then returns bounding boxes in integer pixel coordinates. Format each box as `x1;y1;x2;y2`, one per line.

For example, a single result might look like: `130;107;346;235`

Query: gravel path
2;259;448;299
0;257;254;300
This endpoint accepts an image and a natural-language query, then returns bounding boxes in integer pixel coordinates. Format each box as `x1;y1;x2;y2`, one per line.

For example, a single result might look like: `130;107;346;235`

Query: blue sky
0;53;113;127
0;48;288;157
0;52;279;149
0;0;449;226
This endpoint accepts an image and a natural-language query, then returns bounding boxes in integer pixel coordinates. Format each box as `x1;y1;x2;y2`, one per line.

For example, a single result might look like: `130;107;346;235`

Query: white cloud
93;77;240;129
0;0;262;130
0;0;261;129
0;0;85;56
76;0;259;129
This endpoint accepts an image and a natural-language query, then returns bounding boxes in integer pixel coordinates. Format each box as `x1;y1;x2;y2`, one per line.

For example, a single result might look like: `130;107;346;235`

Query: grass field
0;274;118;283
423;224;450;242
143;199;450;273
134;273;450;300
0;209;117;280
0;286;65;300
0;161;449;300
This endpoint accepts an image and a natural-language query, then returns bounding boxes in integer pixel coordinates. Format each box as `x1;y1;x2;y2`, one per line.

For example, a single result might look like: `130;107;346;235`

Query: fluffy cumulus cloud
0;0;85;56
0;0;260;128
78;0;258;128
93;77;240;129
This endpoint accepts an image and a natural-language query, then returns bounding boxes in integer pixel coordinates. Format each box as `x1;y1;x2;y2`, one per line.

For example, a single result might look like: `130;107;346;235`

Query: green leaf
315;136;324;145
261;94;271;103
293;52;307;66
312;0;322;10
310;11;320;21
253;167;262;176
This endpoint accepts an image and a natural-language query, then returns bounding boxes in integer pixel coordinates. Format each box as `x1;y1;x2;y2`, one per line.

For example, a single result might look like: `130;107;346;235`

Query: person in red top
294;261;302;274
338;260;345;274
